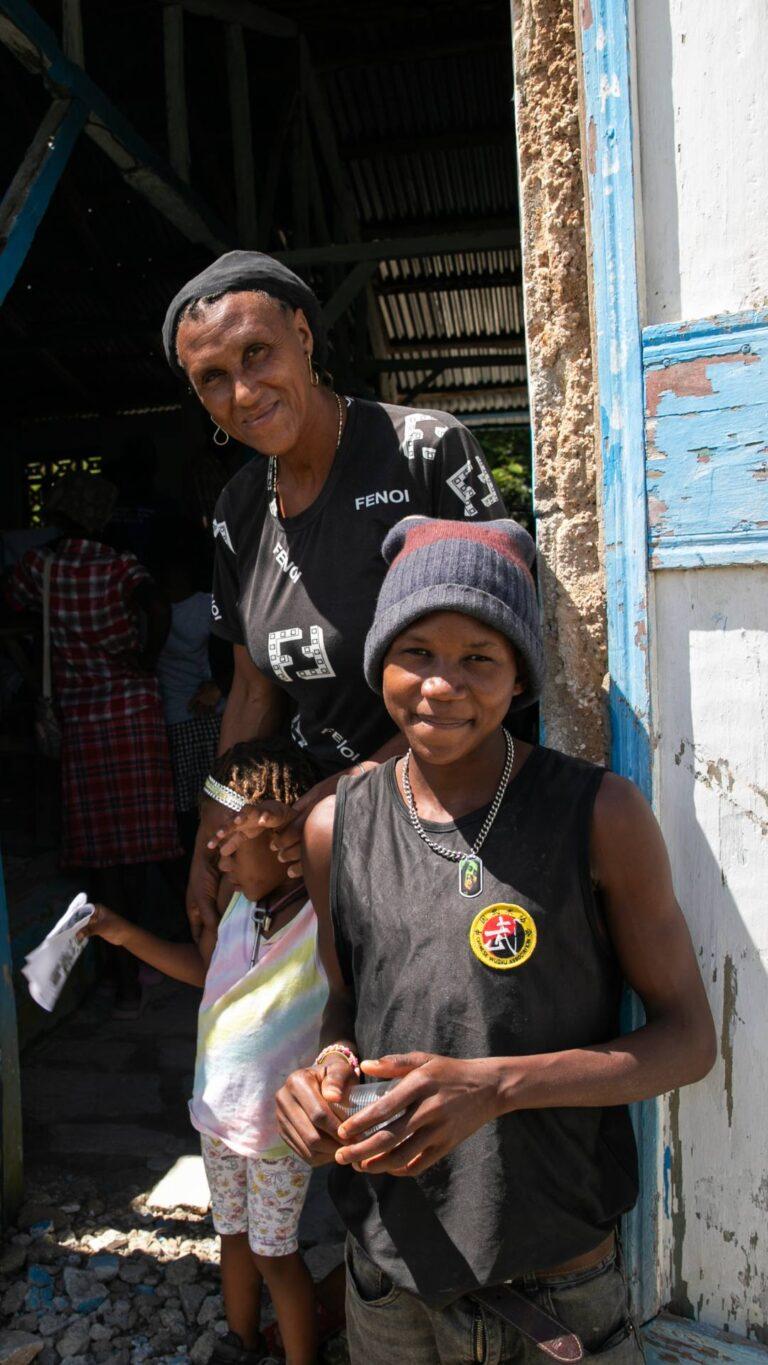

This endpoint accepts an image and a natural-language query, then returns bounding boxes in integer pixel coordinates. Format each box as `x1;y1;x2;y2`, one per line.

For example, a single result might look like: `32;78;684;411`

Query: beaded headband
203;775;248;812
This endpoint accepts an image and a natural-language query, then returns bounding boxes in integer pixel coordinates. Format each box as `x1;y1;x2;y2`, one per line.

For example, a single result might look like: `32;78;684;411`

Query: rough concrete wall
511;0;607;763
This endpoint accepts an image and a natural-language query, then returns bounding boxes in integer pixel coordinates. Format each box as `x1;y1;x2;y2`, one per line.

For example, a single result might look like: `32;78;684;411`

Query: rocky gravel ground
2;980;349;1365
0;1179;349;1365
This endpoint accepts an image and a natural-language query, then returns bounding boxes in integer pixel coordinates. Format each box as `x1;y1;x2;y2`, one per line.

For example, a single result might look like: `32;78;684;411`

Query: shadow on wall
654;568;768;1340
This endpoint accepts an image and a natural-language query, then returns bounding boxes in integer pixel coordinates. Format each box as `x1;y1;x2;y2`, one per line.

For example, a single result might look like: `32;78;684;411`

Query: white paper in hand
22;892;95;1011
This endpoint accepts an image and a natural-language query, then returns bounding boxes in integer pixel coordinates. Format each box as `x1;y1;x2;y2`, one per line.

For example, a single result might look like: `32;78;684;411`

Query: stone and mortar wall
511;0;607;763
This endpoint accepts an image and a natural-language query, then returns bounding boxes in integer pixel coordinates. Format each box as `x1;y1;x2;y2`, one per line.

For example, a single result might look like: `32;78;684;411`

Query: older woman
163;251;505;916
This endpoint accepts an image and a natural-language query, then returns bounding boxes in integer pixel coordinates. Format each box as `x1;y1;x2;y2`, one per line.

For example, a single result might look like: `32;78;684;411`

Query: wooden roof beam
162;0;296;39
163;4;190;183
300;37;394;396
342;125;513;161
273;227;520;269
0;0;234;255
0;97;86;307
226;22;257;245
62;0;83;64
317;36;499;72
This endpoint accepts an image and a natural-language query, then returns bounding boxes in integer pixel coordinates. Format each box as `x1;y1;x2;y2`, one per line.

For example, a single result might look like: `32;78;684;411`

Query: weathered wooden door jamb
576;0;657;1327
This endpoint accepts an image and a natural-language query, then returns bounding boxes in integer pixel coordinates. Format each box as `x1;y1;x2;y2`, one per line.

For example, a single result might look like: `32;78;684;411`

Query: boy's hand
275;1054;355;1165
76;904;131;948
333;1052;504;1178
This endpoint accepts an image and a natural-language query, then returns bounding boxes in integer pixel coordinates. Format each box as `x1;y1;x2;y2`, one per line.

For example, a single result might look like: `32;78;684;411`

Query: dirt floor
1;979;349;1365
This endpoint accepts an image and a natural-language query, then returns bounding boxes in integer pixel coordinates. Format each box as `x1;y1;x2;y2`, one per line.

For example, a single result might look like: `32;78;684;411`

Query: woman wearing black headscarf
163;251;506;921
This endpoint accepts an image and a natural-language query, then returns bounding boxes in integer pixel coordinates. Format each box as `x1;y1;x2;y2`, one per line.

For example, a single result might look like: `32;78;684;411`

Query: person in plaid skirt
6;472;181;1016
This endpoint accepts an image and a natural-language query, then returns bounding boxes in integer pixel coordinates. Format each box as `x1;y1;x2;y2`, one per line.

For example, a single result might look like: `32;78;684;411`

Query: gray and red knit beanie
363;517;545;710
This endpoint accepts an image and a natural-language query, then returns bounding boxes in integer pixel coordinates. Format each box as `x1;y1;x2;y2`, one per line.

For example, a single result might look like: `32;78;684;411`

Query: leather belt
472;1284;583;1362
471;1233;616;1362
535;1232;615;1280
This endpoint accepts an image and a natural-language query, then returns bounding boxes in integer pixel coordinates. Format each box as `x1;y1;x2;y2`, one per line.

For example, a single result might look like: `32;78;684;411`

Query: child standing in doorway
80;737;328;1365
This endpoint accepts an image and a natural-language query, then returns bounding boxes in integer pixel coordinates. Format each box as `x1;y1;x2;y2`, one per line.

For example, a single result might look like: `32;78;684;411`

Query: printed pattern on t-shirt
211;399;504;774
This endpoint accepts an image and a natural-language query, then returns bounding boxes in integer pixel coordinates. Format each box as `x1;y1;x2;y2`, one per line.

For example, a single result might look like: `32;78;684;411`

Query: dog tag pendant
459;855;483;899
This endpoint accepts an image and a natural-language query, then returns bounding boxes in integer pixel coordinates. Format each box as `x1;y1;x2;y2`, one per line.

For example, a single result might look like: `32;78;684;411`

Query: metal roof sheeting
1;0;526;423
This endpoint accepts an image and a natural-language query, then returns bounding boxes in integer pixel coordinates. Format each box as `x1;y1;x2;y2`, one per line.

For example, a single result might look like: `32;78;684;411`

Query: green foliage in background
473;426;533;530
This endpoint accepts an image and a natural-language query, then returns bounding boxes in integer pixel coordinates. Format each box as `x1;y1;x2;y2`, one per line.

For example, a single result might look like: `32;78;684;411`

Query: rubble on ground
0;1178;348;1365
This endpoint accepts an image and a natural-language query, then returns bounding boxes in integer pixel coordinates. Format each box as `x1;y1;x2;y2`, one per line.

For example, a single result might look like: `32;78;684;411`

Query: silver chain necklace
401;727;515;899
267;391;345;519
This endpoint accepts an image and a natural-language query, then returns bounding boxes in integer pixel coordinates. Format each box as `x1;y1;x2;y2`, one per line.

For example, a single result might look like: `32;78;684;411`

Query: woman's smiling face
176;291;316;456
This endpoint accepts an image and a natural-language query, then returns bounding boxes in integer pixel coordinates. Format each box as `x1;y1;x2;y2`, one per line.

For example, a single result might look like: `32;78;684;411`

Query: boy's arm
275;795;358;1165
80;906;206;988
332;775;717;1177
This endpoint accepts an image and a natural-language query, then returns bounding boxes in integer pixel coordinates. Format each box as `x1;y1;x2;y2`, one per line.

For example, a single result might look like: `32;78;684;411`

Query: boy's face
210;806;287;902
382;610;524;765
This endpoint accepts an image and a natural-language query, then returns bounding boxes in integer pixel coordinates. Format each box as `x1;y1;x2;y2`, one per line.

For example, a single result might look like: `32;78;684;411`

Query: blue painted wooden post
0;849;22;1225
577;0;658;1325
0;98;87;307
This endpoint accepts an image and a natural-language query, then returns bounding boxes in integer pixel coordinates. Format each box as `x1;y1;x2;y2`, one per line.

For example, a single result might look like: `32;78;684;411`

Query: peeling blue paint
663;1145;672;1219
643;315;768;569
643;1313;768;1365
579;0;657;1325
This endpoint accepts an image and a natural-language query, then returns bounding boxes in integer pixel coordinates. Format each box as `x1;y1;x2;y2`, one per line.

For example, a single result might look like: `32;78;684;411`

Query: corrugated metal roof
1;0;527;424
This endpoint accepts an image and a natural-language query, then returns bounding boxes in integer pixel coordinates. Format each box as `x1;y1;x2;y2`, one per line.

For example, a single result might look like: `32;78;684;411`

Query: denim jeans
345;1236;645;1365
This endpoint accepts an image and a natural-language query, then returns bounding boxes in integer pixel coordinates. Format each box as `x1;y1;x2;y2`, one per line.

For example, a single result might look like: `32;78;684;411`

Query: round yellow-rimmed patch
469;903;537;970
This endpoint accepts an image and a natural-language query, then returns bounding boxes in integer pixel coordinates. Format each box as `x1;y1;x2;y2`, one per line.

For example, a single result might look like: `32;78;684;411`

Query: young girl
81;737;328;1365
275;516;716;1365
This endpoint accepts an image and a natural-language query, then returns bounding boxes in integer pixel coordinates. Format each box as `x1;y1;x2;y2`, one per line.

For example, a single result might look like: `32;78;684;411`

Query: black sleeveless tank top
329;745;638;1305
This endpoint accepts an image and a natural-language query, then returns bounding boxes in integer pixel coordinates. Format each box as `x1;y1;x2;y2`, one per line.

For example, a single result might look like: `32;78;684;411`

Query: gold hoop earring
212;420;229;447
307;352;319;387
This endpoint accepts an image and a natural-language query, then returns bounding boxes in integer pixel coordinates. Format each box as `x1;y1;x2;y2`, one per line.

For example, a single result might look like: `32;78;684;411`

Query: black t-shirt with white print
211;397;504;775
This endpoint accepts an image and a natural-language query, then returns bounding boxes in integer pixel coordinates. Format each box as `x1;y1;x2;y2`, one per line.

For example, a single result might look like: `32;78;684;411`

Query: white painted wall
653;567;768;1338
634;1;768;324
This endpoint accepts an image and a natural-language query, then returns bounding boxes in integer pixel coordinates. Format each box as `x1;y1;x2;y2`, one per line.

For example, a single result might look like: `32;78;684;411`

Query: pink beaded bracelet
315;1043;361;1075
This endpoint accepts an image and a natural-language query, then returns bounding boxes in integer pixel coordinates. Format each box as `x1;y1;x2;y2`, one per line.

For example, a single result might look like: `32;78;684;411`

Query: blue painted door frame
577;0;657;1327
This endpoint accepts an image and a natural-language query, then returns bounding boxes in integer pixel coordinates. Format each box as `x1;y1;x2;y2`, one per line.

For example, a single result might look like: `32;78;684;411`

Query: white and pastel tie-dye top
189;891;328;1158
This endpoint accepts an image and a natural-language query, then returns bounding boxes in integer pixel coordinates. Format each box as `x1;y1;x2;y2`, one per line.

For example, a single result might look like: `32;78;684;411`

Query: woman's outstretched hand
333;1053;504;1178
206;772;349;879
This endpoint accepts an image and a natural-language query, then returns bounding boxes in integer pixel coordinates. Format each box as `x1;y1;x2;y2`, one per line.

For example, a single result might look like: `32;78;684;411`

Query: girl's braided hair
205;736;320;808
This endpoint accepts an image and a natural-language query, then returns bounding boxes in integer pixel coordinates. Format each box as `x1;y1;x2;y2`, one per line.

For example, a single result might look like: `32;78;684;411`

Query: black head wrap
162;250;327;378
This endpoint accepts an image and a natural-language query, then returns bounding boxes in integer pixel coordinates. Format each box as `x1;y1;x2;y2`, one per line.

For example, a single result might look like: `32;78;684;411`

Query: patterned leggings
201;1135;312;1257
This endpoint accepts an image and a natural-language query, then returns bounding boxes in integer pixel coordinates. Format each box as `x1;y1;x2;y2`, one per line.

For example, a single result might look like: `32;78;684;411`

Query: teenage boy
275;518;715;1365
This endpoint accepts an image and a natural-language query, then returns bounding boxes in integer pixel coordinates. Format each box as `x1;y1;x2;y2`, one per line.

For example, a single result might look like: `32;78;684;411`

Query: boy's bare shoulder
593;769;651;832
303;793;337;852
